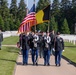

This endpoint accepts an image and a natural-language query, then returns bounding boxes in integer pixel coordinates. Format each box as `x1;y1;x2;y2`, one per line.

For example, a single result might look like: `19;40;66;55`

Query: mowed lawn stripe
0;47;19;75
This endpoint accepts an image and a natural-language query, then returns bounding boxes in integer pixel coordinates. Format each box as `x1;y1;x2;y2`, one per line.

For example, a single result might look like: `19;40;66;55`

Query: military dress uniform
54;32;64;66
32;33;39;65
38;33;44;58
50;31;55;55
21;33;29;65
43;33;51;66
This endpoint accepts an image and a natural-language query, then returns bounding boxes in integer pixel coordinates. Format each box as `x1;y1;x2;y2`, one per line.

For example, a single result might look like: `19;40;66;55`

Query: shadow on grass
6;47;19;54
62;56;76;67
0;58;16;63
0;47;19;63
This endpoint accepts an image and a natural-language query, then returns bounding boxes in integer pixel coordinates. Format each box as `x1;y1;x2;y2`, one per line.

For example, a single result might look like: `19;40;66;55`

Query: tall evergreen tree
36;0;50;12
0;15;4;30
72;0;76;7
51;0;61;32
50;16;58;32
61;18;70;34
70;0;76;33
52;0;60;16
59;0;72;33
60;0;71;20
61;0;71;10
0;0;10;31
9;14;14;30
4;18;10;30
17;0;26;22
14;18;20;30
0;0;9;18
10;0;17;20
72;0;76;22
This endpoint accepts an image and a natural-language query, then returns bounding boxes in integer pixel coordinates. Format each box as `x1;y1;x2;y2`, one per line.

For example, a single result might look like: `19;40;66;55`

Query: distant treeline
0;0;76;34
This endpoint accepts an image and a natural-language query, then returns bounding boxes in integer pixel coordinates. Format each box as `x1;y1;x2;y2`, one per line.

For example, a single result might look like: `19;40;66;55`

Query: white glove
63;50;65;52
20;47;22;50
52;48;55;51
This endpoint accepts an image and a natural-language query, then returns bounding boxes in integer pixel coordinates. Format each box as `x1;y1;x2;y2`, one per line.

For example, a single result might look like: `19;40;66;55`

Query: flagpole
48;21;50;32
26;0;28;15
34;0;36;33
48;4;50;33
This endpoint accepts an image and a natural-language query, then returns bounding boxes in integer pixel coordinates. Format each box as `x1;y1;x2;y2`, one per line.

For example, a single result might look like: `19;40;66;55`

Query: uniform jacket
55;37;64;51
0;32;3;42
21;34;29;50
50;33;55;46
43;35;51;50
33;34;39;50
28;34;34;49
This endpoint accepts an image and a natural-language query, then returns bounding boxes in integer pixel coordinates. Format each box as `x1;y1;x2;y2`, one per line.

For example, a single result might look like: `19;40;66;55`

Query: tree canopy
0;0;76;34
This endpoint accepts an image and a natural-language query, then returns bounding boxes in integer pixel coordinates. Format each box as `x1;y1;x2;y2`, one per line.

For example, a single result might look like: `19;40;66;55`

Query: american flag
18;3;36;33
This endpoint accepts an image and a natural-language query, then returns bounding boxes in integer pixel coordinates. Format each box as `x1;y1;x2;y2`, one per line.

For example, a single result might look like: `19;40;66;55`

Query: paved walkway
14;54;76;75
2;45;17;47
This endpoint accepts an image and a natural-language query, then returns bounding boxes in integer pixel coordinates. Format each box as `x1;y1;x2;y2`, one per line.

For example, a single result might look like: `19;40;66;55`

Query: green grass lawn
2;36;19;45
0;46;19;75
0;36;19;75
63;42;76;63
64;42;76;47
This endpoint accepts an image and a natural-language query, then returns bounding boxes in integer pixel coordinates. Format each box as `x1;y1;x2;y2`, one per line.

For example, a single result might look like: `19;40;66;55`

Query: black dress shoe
56;64;57;66
26;63;28;65
23;63;25;65
36;63;38;66
59;63;61;66
44;64;46;66
47;63;50;66
33;63;35;65
23;63;28;65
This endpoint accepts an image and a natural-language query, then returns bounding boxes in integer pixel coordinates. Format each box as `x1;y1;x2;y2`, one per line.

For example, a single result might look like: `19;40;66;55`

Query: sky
8;0;73;9
8;0;53;10
8;0;39;9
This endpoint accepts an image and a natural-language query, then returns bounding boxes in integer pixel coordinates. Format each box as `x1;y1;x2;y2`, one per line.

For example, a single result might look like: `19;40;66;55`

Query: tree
36;0;50;12
49;16;58;32
51;0;61;32
0;0;10;31
9;14;14;30
60;0;71;10
14;19;20;30
4;18;10;30
17;0;26;22
61;18;70;34
72;0;76;8
71;0;76;33
0;0;9;18
0;15;4;31
52;0;60;16
37;23;48;32
57;0;72;33
10;0;17;20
